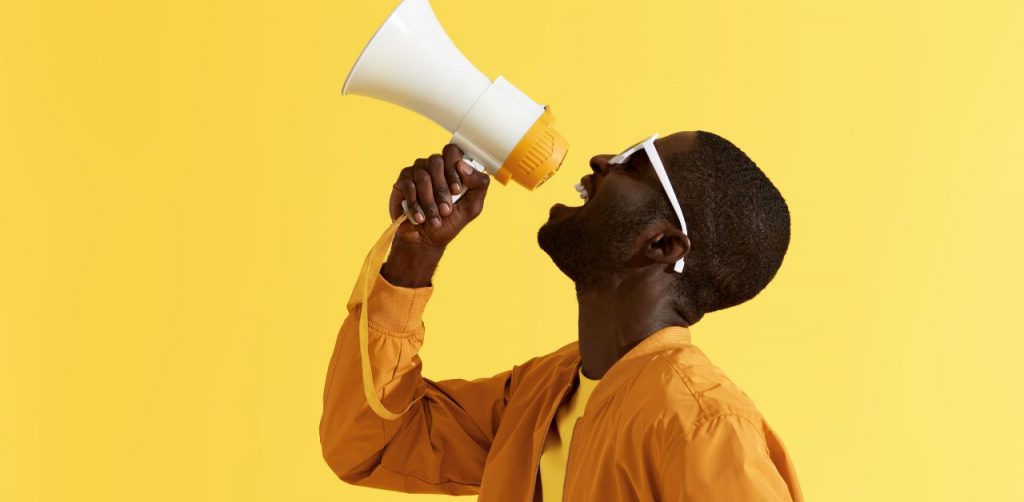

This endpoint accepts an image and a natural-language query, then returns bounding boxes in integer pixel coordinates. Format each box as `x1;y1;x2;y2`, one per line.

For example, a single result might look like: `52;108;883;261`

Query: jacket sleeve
660;414;799;502
319;271;513;496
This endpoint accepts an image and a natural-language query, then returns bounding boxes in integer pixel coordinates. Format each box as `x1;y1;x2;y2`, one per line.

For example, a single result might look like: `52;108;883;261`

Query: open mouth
549;175;595;221
574;182;589;202
574;174;595;204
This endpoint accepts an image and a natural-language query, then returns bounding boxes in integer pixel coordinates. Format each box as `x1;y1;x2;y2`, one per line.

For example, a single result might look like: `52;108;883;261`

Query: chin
537;212;587;283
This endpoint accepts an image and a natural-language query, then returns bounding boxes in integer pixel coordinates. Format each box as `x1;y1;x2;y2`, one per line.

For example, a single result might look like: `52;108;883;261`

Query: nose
589;154;613;175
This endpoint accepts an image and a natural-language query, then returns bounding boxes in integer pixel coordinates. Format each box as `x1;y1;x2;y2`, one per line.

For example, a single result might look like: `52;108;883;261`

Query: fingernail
459;161;473;176
429;217;441;228
451;183;462;194
414;211;425;224
439;202;451;215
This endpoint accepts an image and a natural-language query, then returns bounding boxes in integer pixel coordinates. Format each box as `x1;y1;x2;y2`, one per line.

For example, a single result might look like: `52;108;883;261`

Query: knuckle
413;169;431;183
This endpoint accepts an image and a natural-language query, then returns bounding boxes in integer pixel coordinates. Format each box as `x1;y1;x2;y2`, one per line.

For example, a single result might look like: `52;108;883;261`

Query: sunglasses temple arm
646;142;688;274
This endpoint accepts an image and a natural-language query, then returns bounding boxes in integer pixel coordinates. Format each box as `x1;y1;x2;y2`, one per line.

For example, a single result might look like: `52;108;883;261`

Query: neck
576;268;689;379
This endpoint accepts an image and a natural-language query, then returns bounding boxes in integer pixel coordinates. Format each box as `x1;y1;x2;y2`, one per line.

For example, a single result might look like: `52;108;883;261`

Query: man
320;131;803;501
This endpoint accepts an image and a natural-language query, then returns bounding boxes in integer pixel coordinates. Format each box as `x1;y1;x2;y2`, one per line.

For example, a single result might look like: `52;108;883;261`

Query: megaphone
342;0;568;204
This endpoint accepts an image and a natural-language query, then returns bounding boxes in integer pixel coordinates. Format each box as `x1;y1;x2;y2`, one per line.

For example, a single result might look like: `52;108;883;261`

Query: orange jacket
320;272;804;501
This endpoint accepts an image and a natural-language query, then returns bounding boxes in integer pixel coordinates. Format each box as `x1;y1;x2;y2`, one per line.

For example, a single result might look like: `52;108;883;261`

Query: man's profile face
537;132;698;288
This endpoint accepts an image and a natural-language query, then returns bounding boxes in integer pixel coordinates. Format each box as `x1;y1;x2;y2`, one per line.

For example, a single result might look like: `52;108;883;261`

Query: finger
458;160;489;189
413;166;441;228
427;154;452;217
397;165;425;224
455;161;490;220
441;143;464;195
389;185;404;221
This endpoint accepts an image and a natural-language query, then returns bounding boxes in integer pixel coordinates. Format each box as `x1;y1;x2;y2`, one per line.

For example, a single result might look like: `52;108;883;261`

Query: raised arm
319;144;502;495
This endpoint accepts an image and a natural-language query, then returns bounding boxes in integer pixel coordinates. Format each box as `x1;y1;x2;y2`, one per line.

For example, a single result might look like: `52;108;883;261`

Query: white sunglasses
608;133;688;274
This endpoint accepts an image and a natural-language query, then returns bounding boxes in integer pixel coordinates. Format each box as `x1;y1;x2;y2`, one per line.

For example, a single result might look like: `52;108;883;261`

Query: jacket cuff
365;271;433;335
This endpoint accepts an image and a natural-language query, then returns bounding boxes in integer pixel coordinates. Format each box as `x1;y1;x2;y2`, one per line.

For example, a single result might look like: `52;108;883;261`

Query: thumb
454;160;490;220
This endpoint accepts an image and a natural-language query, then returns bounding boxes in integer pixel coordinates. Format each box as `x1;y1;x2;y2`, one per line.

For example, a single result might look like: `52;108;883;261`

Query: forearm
319;269;506;496
320;272;432;481
381;242;445;288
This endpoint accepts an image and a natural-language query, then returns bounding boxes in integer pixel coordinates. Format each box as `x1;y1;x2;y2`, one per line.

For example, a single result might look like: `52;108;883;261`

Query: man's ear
642;224;690;266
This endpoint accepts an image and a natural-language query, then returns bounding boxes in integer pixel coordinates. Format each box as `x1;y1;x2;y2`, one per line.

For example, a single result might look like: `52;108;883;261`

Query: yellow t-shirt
539;368;600;502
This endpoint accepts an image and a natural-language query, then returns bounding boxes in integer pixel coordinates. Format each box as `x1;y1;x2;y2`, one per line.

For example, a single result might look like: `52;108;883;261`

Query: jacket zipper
525;380;574;502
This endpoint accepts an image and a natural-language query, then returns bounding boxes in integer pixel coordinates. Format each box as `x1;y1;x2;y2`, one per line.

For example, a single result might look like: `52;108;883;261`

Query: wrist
381;242;445;288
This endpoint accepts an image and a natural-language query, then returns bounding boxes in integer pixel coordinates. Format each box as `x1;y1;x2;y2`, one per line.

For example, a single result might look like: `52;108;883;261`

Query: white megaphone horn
343;0;568;209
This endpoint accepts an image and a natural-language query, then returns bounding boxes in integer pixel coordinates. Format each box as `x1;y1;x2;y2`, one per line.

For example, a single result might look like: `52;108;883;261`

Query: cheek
577;187;631;225
597;178;651;208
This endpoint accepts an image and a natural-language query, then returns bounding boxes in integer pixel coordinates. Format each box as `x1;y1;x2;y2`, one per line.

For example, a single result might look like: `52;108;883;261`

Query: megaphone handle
400;157;487;224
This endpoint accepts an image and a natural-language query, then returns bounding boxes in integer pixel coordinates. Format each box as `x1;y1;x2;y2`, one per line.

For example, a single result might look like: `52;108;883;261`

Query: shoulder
619;344;766;437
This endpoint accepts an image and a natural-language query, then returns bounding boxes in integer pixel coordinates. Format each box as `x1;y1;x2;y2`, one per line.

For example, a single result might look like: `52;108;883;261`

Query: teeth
574;183;589;201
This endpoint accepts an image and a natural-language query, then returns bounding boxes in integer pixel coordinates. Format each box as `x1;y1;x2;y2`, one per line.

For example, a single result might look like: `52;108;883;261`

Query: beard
537;196;662;291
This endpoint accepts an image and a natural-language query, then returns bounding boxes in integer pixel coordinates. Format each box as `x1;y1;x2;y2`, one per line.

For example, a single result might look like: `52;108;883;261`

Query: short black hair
664;131;791;324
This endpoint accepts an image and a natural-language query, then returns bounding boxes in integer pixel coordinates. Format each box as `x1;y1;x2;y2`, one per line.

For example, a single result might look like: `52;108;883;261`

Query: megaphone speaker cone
342;0;569;191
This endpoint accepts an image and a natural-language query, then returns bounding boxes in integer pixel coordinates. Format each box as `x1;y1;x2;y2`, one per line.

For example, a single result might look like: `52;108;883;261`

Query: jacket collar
595;325;692;382
575;325;693;414
617;325;692;363
566;325;692;376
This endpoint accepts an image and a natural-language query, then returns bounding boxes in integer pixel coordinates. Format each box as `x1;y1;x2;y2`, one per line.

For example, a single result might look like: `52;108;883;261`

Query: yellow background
2;0;1022;500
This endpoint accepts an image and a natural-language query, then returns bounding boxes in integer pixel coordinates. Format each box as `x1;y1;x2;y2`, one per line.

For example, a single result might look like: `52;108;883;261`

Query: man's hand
383;144;491;287
390;143;491;248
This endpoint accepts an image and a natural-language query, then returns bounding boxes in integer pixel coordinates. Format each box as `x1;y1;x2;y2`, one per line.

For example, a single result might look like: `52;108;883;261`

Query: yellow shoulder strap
346;215;416;421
